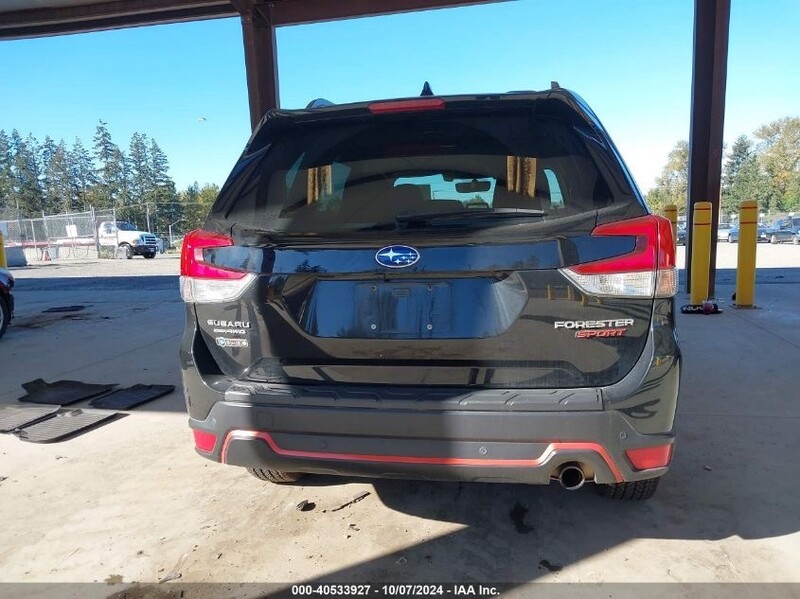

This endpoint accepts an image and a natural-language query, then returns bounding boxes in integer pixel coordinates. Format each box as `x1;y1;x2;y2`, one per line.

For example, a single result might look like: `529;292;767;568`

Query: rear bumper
190;401;671;484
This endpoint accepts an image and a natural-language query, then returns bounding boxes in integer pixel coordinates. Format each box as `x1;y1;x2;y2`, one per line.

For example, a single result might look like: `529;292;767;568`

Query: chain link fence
1;204;195;266
1;208;121;265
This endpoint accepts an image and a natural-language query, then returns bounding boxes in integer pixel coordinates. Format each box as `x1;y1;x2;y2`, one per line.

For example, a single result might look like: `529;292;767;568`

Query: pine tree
128;132;151;206
92;120;126;210
70;138;95;211
40;136;61;213
179;182;202;232
10;131;44;217
0;130;14;219
149;139;179;234
47;140;75;213
721;135;774;216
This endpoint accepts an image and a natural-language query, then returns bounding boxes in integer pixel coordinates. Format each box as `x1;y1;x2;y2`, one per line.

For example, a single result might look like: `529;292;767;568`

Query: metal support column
686;0;730;295
235;0;279;130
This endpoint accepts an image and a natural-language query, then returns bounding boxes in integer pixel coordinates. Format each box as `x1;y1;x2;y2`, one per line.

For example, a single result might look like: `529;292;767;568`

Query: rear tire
121;243;133;259
247;468;306;484
770;234;779;244
727;235;735;243
596;477;660;500
793;236;799;245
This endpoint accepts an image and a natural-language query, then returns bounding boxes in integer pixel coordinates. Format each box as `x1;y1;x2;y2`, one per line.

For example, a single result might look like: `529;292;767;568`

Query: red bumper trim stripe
219;430;624;482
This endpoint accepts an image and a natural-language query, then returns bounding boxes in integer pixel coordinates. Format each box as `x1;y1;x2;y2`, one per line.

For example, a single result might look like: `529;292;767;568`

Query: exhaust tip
558;464;586;491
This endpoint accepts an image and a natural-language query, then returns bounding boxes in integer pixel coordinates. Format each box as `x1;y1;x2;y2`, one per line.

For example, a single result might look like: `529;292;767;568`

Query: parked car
717;222;733;241
0;267;14;340
727;224;769;243
180;86;680;500
764;216;800;244
676;226;687;245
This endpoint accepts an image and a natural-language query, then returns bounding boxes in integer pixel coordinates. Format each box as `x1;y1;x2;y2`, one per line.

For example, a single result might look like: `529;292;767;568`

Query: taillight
559;215;676;298
625;443;673;470
179;229;256;303
193;429;217;453
368;98;446;114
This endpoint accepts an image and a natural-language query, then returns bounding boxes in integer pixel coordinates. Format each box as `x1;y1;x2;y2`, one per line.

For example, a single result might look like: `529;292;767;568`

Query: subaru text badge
375;245;420;268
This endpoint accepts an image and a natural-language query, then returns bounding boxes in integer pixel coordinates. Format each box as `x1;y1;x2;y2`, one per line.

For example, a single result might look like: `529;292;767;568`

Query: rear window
227;108;637;234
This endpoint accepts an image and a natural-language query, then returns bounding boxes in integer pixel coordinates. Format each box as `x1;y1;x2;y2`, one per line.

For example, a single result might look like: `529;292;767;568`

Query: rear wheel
120;243;133;259
727;235;734;243
246;468;306;484
793;236;799;245
770;234;779;244
596;477;660;500
0;296;9;340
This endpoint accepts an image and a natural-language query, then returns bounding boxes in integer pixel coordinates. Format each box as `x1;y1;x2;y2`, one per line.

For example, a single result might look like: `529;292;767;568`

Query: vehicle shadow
277;406;799;584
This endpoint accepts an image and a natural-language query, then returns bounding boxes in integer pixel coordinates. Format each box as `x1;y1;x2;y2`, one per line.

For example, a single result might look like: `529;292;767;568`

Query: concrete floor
0;247;798;594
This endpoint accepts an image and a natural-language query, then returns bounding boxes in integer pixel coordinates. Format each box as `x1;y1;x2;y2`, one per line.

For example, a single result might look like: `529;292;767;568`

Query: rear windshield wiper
396;208;547;225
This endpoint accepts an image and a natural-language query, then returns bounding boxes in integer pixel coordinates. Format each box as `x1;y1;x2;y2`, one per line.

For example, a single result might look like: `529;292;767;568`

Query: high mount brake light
179;229;255;303
368;98;446;114
559;215;677;298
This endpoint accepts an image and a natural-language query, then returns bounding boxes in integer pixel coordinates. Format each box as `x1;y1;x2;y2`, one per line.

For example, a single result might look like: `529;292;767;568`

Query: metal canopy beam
686;0;730;296
0;1;505;39
268;0;507;26
0;1;236;40
236;2;279;130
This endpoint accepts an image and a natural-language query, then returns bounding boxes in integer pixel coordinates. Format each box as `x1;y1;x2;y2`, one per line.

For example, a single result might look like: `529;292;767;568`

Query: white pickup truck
98;221;159;259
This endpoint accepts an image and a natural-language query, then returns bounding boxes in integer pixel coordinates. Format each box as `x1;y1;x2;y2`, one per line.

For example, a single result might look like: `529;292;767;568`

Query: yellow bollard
689;201;712;306
0;233;7;269
735;200;758;308
663;204;678;250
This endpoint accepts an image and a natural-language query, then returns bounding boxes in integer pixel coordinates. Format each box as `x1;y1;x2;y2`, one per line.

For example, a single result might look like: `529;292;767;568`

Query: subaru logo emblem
375;245;420;268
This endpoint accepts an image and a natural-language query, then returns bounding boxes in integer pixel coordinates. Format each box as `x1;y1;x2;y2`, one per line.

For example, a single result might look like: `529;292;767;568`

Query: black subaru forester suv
180;87;679;500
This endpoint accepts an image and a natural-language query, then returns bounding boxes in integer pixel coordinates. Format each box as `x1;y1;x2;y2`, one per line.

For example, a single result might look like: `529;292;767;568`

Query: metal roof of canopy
0;0;504;39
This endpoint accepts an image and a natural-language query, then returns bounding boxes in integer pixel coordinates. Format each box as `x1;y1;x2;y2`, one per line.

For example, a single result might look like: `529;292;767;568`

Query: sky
0;0;799;194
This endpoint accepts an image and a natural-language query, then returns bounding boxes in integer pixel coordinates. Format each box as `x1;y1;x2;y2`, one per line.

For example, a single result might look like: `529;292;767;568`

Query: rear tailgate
182;92;674;390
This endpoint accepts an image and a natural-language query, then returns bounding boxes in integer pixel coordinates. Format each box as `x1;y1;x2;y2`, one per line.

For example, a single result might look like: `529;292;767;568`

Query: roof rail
306;98;335;109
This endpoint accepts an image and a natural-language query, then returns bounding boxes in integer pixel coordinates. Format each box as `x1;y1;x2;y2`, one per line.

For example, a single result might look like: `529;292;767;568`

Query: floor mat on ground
18;379;117;406
14;409;120;443
89;384;176;410
0;405;60;433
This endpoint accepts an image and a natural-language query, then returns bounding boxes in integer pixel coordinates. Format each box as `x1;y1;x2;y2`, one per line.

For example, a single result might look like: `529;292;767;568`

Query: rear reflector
625;444;673;470
559;215;676;298
368;98;446;114
179;229;256;303
193;429;217;453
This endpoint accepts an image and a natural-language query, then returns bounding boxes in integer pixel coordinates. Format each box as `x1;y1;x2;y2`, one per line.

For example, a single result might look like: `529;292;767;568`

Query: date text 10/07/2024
290;584;501;597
